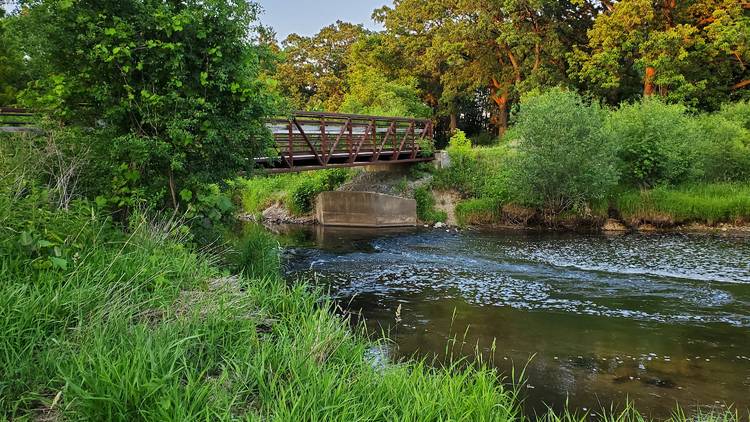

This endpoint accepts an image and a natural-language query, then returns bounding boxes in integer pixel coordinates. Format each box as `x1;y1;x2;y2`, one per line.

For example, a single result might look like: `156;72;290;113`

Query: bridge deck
1;109;435;172
260;111;434;173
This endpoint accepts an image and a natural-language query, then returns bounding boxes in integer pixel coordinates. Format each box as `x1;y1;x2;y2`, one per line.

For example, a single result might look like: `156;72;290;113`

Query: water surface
262;224;750;418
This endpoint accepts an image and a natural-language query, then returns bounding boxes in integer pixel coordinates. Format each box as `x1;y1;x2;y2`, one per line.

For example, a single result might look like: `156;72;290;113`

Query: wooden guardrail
0;107;36;133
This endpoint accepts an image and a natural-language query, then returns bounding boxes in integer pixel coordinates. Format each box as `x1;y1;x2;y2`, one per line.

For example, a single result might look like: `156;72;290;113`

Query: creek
247;224;750;418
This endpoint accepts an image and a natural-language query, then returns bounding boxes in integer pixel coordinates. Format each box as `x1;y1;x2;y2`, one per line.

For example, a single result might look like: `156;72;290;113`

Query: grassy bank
452;181;750;229
232;169;352;217
0;191;520;420
432;94;750;229
615;183;750;226
2;143;745;421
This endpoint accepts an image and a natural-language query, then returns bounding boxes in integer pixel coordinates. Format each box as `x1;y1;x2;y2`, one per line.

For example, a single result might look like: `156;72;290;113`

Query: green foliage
434;143;513;202
235;169;353;216
693;114;750;183
0;11;28;105
20;0;279;208
570;0;749;108
289;169;350;215
507;88;618;213
340;65;431;118
414;186;447;223
276;21;368;111
455;198;503;226
717;100;750;131
604;99;698;188
0;174;519;420
615;183;750;225
231;223;280;278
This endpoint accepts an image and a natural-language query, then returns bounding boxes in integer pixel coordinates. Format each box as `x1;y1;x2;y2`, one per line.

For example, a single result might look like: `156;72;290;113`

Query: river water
259;224;750;418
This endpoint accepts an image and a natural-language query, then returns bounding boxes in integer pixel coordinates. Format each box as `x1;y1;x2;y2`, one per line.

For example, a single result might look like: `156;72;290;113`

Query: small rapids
286;231;750;327
251;224;750;417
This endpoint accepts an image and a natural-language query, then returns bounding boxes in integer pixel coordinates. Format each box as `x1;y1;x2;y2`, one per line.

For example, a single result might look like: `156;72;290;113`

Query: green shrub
507;88;617;213
693;114;750;182
232;223;280;278
414;187;447;223
235;169;352;216
433;130;481;196
604;99;698;188
289;169;351;215
717;100;750;130
471;131;498;146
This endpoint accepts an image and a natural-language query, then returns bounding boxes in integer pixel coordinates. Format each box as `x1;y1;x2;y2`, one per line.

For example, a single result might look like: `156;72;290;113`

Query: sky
258;0;388;41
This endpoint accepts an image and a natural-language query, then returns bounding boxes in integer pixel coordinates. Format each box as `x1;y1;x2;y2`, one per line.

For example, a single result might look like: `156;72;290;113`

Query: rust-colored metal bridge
2;109;435;173
258;111;434;173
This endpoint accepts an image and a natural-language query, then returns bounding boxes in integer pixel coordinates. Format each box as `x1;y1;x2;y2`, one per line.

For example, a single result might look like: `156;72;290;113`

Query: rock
434;221;446;229
261;203;315;225
602;218;628;232
637;223;658;232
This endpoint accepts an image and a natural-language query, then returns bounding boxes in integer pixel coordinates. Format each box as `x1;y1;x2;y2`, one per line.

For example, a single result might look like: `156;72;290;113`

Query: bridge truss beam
259;111;434;173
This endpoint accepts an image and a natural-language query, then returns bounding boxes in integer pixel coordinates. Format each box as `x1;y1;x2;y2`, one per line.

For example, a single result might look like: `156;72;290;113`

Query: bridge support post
315;191;417;227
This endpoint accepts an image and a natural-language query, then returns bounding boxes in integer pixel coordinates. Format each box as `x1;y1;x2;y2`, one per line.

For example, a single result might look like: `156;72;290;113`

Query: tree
21;0;279;208
275;21;368;111
508;88;617;213
571;0;750;109
375;0;597;135
339;66;431;118
0;9;28;105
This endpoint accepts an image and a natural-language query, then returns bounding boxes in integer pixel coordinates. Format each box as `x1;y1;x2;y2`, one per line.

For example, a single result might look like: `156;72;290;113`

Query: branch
732;79;750;90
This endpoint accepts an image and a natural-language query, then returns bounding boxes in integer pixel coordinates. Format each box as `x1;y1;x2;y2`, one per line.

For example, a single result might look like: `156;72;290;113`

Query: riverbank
233;166;750;235
2;179;746;419
0;188;521;420
275;223;750;419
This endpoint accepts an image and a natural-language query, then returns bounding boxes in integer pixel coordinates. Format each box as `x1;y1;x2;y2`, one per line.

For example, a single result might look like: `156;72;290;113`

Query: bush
414;187;447;223
604;99;698;188
717;100;750;130
693;114;750;182
20;0;279;210
289;169;351;215
433;130;480;196
507;88;617;213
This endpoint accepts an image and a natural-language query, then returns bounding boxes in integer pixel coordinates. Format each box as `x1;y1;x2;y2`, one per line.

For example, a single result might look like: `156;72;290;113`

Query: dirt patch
433;190;460;226
261;202;315;225
337;169;432;198
501;204;538;226
602;218;628;232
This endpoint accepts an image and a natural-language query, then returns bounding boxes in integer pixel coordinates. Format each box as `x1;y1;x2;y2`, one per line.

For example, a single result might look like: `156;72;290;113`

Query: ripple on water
286;231;750;327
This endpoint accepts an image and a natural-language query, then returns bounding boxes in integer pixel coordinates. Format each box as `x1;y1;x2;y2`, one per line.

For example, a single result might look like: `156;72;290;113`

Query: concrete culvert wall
315;191;417;227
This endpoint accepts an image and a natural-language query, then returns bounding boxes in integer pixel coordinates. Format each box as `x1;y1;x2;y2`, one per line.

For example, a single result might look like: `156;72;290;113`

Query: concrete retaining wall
315;191;417;227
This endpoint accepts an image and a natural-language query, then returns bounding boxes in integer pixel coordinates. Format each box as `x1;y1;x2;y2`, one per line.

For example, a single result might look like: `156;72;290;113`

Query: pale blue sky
258;0;388;41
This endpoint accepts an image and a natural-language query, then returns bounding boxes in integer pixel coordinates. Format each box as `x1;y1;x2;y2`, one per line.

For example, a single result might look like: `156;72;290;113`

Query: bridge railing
0;108;36;133
261;111;434;172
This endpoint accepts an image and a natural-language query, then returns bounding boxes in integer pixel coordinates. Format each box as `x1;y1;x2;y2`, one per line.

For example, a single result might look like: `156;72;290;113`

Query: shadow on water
247;223;750;419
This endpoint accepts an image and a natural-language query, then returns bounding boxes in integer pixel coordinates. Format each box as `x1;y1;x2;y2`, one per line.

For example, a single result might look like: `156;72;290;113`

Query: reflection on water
262;224;750;418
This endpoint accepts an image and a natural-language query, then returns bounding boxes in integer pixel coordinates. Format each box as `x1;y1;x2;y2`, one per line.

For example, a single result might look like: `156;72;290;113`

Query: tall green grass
232;168;352;216
0;188;519;420
616;183;750;225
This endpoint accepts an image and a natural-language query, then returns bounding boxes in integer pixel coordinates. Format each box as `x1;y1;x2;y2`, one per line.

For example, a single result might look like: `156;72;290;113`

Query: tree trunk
493;93;508;137
644;66;656;96
449;112;457;133
168;169;178;209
